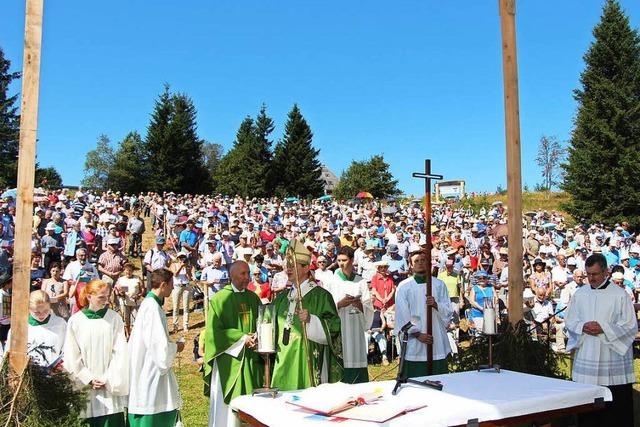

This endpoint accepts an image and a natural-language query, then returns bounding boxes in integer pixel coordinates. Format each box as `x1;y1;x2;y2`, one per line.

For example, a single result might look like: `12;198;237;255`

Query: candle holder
253;303;279;398
478;299;500;373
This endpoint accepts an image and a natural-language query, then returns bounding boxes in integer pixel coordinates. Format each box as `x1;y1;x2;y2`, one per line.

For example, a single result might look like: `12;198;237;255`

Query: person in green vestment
204;261;263;427
271;239;343;391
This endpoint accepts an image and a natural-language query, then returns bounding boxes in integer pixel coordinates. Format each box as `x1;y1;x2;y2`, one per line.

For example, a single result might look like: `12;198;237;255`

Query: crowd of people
0;188;637;426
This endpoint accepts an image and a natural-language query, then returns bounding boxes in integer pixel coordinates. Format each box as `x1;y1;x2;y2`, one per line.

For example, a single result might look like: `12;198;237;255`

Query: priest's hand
245;333;257;349
297;309;310;324
583;321;603;336
91;379;106;390
426;296;438;310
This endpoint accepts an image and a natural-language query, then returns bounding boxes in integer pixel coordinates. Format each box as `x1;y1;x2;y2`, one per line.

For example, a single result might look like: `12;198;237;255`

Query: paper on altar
286;382;426;423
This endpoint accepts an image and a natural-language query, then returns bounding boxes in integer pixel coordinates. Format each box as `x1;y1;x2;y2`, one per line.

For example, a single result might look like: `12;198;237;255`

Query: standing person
565;254;637;427
204;261;263;427
171;250;195;332
127;210;146;258
272;240;343;391
41;262;70;319
143;236;171;293
114;263;143;334
64;248;99;314
128;268;184;427
0;274;11;350
98;237;127;287
394;249;452;376
64;280;129;427
324;246;373;384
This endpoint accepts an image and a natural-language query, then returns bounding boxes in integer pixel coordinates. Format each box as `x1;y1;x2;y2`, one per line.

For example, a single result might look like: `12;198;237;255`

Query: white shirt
128;296;182;415
566;280;637;386
394;276;452;361
63;260;98;282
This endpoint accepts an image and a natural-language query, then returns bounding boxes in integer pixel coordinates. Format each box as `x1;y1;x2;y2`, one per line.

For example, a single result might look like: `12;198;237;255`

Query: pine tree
214;117;258;197
108;131;148;194
0;47;21;188
272;104;323;197
82;134;115;190
333;155;400;200
145;86;212;194
255;104;275;195
562;0;640;226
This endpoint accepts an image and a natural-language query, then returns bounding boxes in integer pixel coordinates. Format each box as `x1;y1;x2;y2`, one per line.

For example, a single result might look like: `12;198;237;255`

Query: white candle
483;308;496;335
258;322;275;352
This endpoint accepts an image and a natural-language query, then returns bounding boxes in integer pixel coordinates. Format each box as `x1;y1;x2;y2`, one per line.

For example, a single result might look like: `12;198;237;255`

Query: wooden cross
412;159;443;375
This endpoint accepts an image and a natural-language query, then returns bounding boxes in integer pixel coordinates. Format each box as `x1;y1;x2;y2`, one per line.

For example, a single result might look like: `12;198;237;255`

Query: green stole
28;314;50;326
203;285;263;404
82;306;108;319
271;283;343;391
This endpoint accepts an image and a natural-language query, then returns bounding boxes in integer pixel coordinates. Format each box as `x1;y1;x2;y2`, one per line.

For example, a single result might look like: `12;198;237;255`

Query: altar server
64;279;129;427
128;268;184;427
324;245;373;383
5;290;66;367
272;240;343;390
566;254;637;427
394;248;452;376
204;261;263;427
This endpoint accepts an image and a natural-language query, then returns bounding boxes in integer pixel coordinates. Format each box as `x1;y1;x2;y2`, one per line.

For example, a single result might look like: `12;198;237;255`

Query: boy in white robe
395;248;452;376
128;268;184;427
64;280;128;427
324;246;374;383
565;254;637;427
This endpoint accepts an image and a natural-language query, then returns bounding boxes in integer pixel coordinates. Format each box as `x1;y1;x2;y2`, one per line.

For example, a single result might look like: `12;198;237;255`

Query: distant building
320;164;339;194
435;180;465;202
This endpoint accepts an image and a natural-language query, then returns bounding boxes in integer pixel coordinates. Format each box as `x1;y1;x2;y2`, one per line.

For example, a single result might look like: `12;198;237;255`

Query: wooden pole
423;160;434;375
498;0;524;325
8;0;44;375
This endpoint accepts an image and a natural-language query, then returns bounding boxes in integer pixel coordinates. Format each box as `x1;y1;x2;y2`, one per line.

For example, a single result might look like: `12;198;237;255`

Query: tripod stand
392;330;444;395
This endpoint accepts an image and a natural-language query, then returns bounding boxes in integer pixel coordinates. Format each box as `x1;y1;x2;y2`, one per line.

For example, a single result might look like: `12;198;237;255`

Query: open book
287;383;426;423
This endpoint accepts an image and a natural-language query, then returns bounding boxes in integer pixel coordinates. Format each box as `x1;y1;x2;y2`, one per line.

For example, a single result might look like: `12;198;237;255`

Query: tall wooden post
498;0;524;325
9;0;44;375
412;160;442;375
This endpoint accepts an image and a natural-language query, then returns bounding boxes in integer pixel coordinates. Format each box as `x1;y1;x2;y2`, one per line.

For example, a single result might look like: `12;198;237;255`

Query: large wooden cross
412;159;442;375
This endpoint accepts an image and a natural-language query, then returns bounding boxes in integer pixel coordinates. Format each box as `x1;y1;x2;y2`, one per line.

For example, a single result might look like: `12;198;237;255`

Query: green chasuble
203;285;264;404
272;282;343;391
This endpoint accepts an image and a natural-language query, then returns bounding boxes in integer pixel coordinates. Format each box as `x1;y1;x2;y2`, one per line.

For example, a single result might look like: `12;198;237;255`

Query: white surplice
324;272;374;369
64;309;129;419
128;296;182;415
565;280;637;386
6;314;67;367
394;276;452;361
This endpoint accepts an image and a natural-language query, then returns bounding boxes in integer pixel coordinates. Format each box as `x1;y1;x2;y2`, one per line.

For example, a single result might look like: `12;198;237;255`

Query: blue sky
1;1;639;195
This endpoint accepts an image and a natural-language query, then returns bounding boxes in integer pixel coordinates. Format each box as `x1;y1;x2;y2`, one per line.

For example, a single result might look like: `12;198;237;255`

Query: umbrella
317;195;332;202
492;201;503;206
356;191;373;199
524;211;537;218
1;189;16;199
284;197;299;203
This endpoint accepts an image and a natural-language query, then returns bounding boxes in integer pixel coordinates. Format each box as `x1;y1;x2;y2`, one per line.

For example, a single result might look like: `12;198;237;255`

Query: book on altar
286;382;426;423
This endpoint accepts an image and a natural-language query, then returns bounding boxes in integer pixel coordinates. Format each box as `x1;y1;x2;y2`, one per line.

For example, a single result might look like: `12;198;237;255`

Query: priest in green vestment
272;239;343;391
204;261;264;427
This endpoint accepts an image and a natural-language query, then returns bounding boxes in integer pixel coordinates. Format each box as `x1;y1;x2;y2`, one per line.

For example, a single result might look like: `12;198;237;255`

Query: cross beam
412;159;442;375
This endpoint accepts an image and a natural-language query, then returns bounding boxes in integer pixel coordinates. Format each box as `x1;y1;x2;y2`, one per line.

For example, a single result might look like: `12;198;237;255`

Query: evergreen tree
255;104;275;195
82;134;114;190
214;117;258;197
563;0;640;226
145;86;212;194
272;104;323;197
108;131;148;193
202;140;224;188
0;47;20;188
333;155;400;200
35;166;63;189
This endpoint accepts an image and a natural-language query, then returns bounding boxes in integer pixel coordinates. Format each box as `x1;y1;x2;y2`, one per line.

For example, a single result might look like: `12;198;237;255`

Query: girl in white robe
64;279;129;427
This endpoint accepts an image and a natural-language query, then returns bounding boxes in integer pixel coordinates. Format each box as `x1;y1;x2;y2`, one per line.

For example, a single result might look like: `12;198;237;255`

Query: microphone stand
392;329;443;395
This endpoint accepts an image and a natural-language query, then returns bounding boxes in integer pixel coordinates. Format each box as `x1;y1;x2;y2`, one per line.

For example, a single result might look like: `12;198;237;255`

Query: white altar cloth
230;370;611;427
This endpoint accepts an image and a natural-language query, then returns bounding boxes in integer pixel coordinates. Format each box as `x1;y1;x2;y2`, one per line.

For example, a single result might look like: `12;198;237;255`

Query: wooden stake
9;0;44;375
498;0;524;325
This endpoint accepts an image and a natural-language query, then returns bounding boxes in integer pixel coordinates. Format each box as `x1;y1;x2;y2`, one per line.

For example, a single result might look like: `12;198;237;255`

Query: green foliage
332;154;400;200
562;0;640;227
35;166;63;189
82;134;114;190
536;135;565;191
202;141;224;188
108;131;148;194
145;86;212;194
0;360;88;427
0;47;21;189
272;104;323;198
214;117;260;197
453;321;567;379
